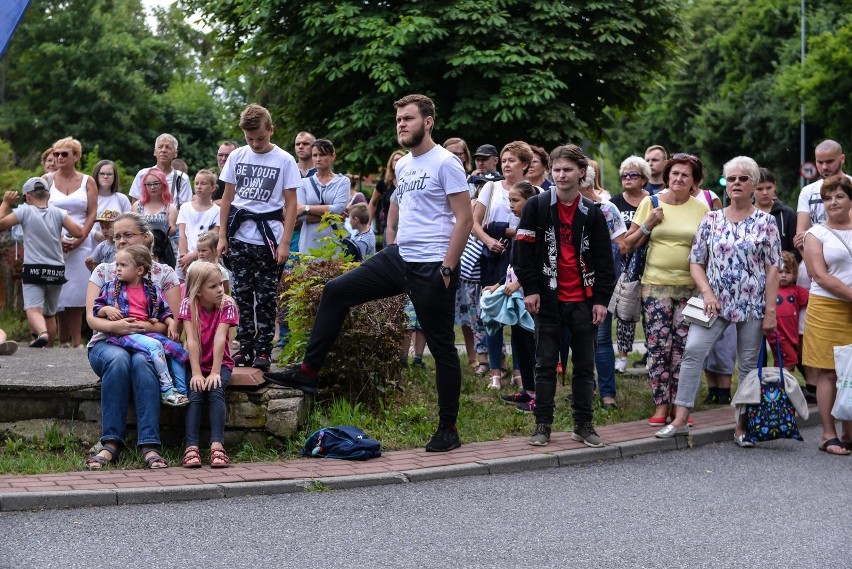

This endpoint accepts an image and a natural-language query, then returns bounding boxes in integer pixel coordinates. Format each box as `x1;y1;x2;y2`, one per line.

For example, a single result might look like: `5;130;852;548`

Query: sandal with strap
473;362;490;377
29;331;49;348
161;388;189;407
142;447;169;469
210;447;230;469
182;446;202;468
85;443;119;470
488;372;502;390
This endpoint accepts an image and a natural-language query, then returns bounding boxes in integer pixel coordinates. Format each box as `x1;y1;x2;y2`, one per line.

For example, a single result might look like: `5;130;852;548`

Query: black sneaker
529;423;551;446
233;348;254;367
263;364;319;394
515;399;535;413
572;422;605;448
501;390;532;405
425;424;461;452
253;352;271;371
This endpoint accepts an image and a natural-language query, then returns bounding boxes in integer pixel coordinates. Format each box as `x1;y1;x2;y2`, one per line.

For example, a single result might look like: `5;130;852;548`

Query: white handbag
682;296;717;328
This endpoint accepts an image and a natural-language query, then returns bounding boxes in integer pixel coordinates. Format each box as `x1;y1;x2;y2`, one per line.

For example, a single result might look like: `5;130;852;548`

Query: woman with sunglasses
657;156;781;444
610;156;651;373
624;153;710;427
84;212;182;469
47;137;99;348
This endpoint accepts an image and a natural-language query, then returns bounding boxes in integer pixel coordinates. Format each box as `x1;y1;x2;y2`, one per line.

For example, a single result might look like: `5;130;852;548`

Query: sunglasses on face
726;175;751;183
620;172;642;180
53;151;70;158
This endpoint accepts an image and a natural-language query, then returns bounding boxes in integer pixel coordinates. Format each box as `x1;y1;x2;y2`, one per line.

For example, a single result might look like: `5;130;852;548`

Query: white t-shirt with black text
220;145;301;246
394;145;469;263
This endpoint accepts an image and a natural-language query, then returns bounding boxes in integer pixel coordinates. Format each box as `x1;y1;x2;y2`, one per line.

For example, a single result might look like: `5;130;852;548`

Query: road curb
0;410;825;512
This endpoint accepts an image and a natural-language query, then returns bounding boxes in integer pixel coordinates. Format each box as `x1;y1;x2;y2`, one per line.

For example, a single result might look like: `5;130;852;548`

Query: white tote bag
832;344;852;421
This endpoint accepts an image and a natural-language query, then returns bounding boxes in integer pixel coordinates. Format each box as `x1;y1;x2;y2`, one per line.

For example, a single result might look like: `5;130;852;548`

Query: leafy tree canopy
607;0;852;202
182;0;684;172
0;0;225;173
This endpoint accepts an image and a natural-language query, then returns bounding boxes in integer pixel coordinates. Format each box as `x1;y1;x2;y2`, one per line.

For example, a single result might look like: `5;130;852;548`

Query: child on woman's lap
179;262;239;468
93;245;189;406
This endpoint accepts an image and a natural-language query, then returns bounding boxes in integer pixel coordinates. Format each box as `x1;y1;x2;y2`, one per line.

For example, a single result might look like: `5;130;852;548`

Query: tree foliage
0;0;225;172
607;0;852;202
182;0;683;173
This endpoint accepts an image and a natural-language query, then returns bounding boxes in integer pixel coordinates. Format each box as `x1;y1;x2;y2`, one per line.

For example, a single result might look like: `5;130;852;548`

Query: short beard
399;124;426;149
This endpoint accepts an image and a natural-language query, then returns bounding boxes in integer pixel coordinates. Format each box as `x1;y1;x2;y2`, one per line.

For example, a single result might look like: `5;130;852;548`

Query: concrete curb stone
0;408;823;512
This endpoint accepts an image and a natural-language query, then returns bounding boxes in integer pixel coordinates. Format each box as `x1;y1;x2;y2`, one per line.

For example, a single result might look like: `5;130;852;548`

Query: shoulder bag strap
308;176;324;204
821;223;852;260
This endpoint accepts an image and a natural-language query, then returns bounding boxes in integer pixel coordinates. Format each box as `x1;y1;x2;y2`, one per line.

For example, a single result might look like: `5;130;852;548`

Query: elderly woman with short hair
656;156;781;443
611;156;651;371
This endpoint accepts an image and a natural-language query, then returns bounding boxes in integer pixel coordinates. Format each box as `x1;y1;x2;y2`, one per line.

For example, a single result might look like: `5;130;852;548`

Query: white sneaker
614;356;628;373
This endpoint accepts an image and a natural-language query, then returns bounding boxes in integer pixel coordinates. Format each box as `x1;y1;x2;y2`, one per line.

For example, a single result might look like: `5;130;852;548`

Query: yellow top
633;195;709;286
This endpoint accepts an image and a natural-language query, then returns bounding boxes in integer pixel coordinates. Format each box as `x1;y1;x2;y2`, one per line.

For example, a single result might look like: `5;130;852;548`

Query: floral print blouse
688;209;782;322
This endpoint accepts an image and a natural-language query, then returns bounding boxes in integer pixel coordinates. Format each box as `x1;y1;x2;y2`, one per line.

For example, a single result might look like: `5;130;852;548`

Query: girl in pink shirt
179;262;239;468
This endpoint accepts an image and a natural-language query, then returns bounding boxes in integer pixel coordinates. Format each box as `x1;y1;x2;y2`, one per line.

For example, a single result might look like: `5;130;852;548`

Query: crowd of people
1;93;850;467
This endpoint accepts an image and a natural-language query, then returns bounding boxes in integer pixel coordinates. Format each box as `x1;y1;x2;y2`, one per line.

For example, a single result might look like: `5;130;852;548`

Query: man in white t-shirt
128;133;193;209
265;94;473;452
795;139;849;247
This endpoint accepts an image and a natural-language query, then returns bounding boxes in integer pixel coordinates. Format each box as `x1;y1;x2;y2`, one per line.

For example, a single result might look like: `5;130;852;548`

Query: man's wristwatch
440;265;453;277
304;205;311;214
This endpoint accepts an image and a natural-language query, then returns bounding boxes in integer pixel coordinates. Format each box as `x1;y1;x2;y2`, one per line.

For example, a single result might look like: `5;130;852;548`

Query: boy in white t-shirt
177;169;221;281
217;104;300;371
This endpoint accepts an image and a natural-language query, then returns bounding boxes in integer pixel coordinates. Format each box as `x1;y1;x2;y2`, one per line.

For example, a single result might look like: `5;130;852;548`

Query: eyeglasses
450;151;467;158
113;232;141;242
726;175;751;183
144;182;162;188
53;151;70;158
620;172;642;180
98;172;115;178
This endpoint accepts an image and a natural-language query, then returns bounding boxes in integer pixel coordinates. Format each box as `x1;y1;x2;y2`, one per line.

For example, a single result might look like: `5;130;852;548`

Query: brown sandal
85;443;119;470
210;447;230;468
182;446;202;468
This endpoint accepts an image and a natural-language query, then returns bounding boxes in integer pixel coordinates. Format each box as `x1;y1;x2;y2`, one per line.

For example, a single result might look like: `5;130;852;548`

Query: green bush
278;219;407;410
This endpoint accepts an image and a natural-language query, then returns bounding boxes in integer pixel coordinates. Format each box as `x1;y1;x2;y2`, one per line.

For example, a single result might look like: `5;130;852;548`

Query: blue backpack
302;426;382;460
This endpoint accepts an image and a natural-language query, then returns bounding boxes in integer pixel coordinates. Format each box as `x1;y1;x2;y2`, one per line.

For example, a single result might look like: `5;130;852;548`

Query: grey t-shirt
13;204;66;266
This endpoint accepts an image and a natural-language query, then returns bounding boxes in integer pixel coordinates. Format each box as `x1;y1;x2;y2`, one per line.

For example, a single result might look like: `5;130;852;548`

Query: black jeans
511;324;536;392
533;301;597;425
304;245;462;424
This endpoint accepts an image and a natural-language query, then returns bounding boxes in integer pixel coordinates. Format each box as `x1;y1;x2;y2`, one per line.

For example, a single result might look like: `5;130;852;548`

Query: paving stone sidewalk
1;405;816;512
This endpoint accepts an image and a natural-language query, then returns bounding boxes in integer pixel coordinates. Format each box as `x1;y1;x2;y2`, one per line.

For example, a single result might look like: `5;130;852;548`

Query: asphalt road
0;426;848;569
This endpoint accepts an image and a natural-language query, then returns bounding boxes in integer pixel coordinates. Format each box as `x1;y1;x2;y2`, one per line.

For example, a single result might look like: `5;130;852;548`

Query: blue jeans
88;341;161;447
595;312;617;399
185;367;232;447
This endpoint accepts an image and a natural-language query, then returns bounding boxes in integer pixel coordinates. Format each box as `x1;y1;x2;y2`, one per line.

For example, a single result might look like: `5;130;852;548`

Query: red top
556;199;585;302
178;297;239;373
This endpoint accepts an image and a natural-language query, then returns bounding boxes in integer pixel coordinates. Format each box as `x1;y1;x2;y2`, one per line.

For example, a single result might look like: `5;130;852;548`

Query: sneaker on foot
529;423;551;446
501;390;532;405
233;348;254;367
253;352;271;371
425;424;461;452
572;422;605;448
263;364;319;394
637;352;648;367
515;399;535;413
614;356;628;373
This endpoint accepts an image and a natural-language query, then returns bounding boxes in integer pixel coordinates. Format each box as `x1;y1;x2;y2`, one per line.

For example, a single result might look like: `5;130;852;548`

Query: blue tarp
0;0;31;59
